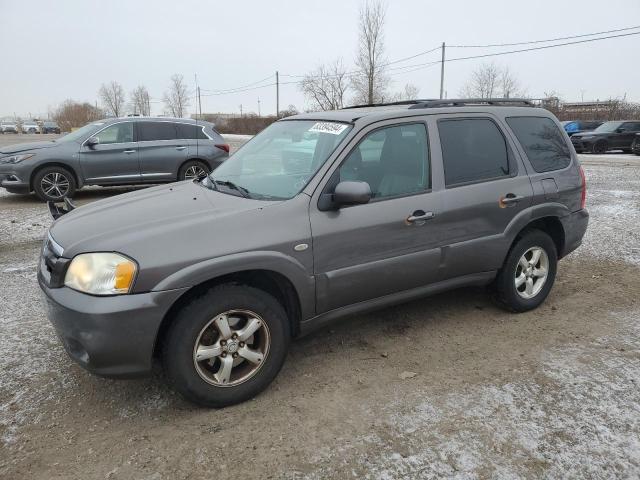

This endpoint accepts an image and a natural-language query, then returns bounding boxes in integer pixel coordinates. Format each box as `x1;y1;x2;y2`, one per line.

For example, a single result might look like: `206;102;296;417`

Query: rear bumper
39;275;188;378
560;209;589;258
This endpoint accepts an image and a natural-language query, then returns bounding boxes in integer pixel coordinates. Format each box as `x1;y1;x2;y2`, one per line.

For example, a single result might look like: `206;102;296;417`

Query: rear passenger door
433;115;534;278
617;122;640;149
137;121;188;181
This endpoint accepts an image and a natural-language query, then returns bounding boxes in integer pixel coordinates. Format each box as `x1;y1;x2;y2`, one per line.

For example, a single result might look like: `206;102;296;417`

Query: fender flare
152;250;316;319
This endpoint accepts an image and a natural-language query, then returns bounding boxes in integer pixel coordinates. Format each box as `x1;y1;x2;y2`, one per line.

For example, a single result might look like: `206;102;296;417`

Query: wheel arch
153;268;303;359
177;158;211;179
510;215;566;260
30;162;81;192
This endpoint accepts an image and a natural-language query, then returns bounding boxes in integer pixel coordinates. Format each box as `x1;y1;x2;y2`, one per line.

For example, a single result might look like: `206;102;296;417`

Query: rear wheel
178;160;209;181
33;166;76;202
493;229;558;312
591;140;608;154
162;285;290;407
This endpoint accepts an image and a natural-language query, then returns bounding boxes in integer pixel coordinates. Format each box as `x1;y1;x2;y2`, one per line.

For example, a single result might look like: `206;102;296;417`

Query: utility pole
239;104;243;117
258;98;261;117
197;86;202;119
439;42;446;100
276;71;280;118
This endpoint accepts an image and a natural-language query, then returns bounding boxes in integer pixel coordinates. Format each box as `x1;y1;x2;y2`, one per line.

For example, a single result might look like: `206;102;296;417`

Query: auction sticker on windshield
309;122;349;135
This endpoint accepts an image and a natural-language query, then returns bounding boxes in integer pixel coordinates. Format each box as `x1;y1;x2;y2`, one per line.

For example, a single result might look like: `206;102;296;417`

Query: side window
138;122;178;142
624;122;640;132
176;123;209;140
506;117;571;173
95;123;133;144
339;123;429;199
438;118;510;186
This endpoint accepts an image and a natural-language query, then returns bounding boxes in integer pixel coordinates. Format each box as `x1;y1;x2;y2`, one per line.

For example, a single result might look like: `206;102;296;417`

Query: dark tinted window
438;118;509;186
622;122;640;131
340;123;429;199
582;121;602;130
138;122;177;141
507;117;571;173
176;123;209;140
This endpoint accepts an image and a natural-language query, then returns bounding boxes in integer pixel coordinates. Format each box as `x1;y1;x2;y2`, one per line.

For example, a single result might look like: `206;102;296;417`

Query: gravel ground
0;132;639;479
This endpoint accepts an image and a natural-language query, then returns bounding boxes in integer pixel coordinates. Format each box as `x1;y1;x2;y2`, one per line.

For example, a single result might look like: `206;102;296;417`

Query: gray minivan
39;99;588;407
0;117;228;201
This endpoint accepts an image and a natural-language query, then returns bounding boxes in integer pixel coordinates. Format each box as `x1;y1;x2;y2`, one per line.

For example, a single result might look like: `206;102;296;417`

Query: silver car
0;117;229;201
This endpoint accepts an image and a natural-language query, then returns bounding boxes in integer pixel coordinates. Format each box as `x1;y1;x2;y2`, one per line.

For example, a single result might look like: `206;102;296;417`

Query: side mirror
333;181;371;207
86;136;99;147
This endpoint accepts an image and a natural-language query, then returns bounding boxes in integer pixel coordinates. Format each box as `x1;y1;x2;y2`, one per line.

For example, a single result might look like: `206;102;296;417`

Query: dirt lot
0;133;639;479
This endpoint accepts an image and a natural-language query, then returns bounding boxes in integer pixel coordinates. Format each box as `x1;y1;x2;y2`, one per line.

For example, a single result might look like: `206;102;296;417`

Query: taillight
215;144;230;153
579;165;586;209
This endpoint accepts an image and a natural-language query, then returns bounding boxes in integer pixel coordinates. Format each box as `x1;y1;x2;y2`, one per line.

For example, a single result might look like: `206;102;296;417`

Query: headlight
580;135;594;140
64;252;138;295
1;153;35;164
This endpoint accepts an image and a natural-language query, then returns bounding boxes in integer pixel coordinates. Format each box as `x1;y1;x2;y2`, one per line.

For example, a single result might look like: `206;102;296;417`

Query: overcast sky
1;0;639;119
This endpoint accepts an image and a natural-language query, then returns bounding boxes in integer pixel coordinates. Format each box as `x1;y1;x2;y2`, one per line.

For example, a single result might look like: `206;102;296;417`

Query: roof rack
342;98;534;110
408;98;534;109
341;99;439;110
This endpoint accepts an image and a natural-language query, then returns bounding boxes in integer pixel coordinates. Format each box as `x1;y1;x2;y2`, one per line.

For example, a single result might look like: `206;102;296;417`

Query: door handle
406;210;435;224
500;193;523;207
175;146;187;151
124;149;136;154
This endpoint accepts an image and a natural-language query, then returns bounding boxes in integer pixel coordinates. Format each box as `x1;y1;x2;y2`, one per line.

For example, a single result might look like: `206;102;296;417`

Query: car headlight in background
580;135;595;140
0;153;36;164
64;252;138;295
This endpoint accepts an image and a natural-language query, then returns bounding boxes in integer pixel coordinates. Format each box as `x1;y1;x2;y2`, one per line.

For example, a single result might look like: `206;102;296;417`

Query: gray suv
38;99;588;407
0;117;228;201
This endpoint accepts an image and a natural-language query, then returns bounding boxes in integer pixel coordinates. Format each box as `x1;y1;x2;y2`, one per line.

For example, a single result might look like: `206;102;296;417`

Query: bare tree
163;74;190;118
500;66;526;98
98;81;126;117
352;0;390;105
130;85;151;116
53;100;103;132
460;63;501;99
301;59;350;111
400;83;420;101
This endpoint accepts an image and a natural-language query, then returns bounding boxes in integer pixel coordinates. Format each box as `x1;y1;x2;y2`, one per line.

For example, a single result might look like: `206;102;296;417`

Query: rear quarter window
506;117;571;173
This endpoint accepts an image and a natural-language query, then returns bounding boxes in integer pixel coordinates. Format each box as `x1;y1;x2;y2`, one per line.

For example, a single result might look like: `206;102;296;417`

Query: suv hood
0;141;59;155
50;180;277;258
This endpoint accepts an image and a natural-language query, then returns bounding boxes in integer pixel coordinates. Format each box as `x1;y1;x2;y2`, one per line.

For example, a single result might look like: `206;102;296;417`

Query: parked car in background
0;117;229;201
561;120;603;136
632;133;640;155
1;121;18;133
38;99;588;407
571;120;640;153
21;120;41;134
41;121;61;134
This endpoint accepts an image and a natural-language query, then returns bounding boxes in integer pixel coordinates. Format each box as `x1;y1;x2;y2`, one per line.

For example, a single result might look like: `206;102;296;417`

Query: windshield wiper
213;179;252;198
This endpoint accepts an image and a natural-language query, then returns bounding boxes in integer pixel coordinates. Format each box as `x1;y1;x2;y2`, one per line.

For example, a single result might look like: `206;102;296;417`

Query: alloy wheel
41;172;70;199
514;246;549;299
184;165;207;180
193;310;270;387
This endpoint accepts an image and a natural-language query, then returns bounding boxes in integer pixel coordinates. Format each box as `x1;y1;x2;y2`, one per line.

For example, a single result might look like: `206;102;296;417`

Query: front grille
40;233;69;288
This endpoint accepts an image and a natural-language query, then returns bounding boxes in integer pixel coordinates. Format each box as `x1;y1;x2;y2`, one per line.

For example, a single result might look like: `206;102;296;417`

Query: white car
1;122;18;133
20;121;41;134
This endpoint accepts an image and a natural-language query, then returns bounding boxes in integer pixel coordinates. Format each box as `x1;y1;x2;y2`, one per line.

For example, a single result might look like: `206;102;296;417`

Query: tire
33;166;77;202
493;229;558;312
591;140;608;154
178;160;209;181
162;284;290;407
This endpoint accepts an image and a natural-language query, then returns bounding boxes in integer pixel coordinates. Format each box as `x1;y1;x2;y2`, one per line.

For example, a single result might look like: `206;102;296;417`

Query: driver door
309;120;444;314
80;121;141;184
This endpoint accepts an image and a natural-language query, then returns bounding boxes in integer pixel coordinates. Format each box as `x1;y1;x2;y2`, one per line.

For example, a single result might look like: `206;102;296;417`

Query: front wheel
493;229;558;312
162;285;290;407
591;140;608;154
178;160;209;181
33;166;77;202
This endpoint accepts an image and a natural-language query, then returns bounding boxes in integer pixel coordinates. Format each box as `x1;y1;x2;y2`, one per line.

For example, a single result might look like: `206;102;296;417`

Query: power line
200;74;275;94
199;82;277;96
445;30;640;63
448;24;640;48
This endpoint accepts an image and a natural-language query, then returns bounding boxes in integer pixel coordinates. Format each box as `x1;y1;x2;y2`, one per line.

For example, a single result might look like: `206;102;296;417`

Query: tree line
52;74;191;131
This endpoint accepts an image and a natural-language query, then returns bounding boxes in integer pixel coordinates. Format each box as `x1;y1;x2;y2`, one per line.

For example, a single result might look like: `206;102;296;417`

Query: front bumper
559;208;589;258
571;139;593;153
39;276;188;378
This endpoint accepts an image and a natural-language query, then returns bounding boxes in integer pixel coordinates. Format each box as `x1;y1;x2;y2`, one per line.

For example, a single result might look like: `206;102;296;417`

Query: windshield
205;120;352;200
593;121;623;133
56;122;106;143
